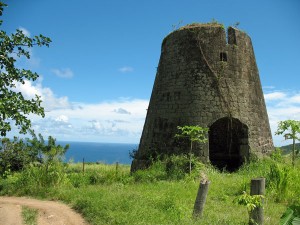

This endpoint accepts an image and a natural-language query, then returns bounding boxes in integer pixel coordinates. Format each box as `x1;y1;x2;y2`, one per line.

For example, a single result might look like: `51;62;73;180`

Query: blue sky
1;0;300;146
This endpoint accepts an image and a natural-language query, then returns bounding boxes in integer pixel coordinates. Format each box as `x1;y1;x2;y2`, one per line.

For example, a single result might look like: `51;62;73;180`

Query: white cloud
52;68;74;78
288;94;300;104
264;92;286;101
118;66;134;73
55;115;69;123
14;80;40;98
13;79;71;111
14;82;299;145
113;108;131;114
264;90;300;146
22;96;149;143
12;73;300;146
19;27;31;37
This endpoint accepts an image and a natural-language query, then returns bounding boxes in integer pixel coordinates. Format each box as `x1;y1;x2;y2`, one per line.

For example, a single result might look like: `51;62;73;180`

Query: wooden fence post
193;179;210;218
250;177;265;225
116;161;119;176
82;157;85;175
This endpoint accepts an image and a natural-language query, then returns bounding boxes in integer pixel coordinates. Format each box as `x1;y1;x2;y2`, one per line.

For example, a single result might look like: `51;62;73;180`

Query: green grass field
0;156;299;225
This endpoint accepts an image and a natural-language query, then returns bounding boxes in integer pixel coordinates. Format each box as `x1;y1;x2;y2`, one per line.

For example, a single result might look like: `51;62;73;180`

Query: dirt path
0;196;90;225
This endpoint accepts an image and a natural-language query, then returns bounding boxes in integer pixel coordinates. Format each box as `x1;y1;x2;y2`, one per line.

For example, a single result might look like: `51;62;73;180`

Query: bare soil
0;196;90;225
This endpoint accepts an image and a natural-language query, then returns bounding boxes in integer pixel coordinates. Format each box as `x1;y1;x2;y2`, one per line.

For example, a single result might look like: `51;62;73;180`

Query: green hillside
279;143;300;155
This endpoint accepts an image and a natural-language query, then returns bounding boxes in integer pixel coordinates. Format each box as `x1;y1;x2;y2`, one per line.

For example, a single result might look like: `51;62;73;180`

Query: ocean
59;141;138;165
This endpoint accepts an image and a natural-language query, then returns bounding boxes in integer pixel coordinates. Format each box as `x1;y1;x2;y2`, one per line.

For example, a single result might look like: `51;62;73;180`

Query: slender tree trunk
116;161;119;176
189;141;193;174
292;138;295;167
82;157;85;175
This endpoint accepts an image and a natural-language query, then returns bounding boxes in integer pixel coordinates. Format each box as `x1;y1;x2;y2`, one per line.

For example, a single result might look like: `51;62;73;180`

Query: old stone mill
131;23;273;172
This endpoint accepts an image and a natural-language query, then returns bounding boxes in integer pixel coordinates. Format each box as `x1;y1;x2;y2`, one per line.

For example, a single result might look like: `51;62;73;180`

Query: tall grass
0;156;299;224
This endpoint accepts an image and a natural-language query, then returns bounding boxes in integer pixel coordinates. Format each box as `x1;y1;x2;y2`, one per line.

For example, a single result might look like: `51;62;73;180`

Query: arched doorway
209;117;249;171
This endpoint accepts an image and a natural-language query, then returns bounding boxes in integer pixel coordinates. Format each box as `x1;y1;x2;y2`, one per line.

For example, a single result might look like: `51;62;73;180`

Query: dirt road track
0;196;90;225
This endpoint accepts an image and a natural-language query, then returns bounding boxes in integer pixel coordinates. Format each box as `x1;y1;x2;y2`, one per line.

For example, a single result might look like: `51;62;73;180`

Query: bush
270;148;284;162
166;154;203;180
68;173;89;188
132;155;204;182
132;160;167;182
0;137;40;175
0;133;70;195
266;163;289;202
0;133;69;177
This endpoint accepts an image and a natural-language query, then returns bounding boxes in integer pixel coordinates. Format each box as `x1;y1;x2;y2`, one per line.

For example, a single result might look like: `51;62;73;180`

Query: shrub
132;154;204;182
166;154;203;180
270;148;284;162
0;137;40;175
266;163;289;202
132;160;167;182
280;205;300;225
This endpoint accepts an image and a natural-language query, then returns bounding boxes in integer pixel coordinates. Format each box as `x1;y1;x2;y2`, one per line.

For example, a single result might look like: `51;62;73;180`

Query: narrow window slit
220;52;227;62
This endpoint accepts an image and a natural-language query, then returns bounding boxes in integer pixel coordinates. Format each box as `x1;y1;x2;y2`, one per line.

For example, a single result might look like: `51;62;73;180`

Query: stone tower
131;23;273;172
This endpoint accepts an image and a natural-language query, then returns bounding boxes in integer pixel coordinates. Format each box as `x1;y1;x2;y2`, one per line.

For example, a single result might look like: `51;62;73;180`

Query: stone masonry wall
131;24;273;171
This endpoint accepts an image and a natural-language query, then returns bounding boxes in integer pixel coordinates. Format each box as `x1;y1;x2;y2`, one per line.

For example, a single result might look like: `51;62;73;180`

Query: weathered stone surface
131;24;273;172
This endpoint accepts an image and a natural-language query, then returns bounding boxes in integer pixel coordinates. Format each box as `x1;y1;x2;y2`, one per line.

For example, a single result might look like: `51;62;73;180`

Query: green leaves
0;2;51;136
275;120;300;166
0;133;70;176
275;120;300;141
235;191;264;213
175;125;209;143
280;208;300;225
175;125;208;173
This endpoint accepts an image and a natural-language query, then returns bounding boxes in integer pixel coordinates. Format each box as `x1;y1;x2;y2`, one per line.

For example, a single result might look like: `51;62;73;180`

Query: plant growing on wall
175;125;208;174
275;120;300;167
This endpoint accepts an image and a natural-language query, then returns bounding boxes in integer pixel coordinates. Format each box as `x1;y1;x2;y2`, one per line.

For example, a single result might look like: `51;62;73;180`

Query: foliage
267;163;289;202
132;160;167;183
131;154;204;182
0;137;41;174
0;133;69;176
175;125;208;173
129;148;138;159
209;18;225;29
270;147;284;162
0;133;69;193
28;132;69;172
235;191;264;214
275;120;300;166
280;207;300;225
281;143;300;155
175;125;209;144
0;2;51;136
1;158;299;224
166;154;203;180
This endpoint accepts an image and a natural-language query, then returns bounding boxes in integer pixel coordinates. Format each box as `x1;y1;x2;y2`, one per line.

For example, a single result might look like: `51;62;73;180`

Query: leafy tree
175;125;209;173
275;120;300;167
0;133;69;175
0;2;51;136
29;133;69;172
0;136;39;174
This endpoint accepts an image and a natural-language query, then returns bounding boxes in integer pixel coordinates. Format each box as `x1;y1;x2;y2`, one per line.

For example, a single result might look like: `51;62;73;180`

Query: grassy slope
1;159;299;225
280;143;300;154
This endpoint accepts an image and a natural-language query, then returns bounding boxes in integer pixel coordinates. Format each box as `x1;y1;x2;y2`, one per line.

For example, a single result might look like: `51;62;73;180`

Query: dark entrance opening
209;117;249;172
